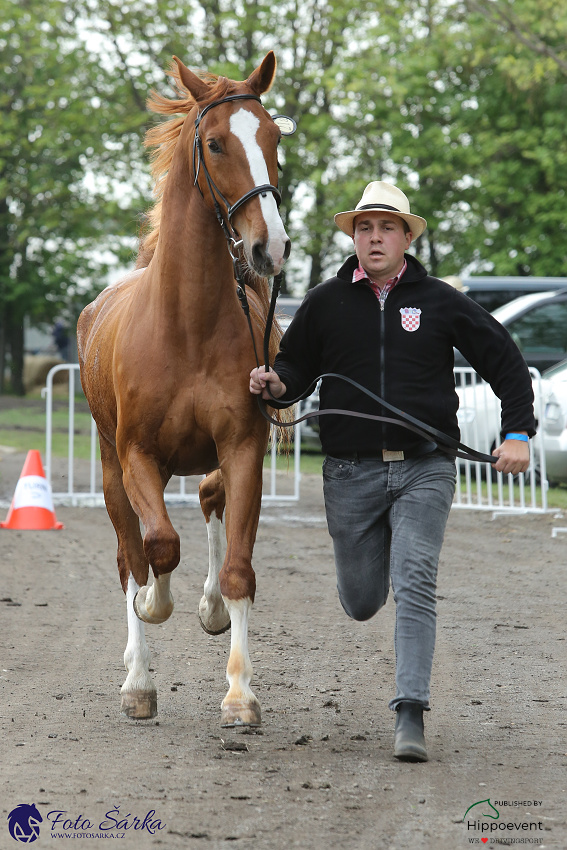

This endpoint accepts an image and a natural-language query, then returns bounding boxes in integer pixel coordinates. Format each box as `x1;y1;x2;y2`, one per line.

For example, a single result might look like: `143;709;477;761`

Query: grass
2;396;567;508
0;428;96;459
266;446;323;475
0;396;323;471
457;476;567;511
0;399;95;460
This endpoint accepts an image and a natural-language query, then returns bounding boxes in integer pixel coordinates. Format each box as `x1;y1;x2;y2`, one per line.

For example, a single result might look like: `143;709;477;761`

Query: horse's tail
247;285;294;454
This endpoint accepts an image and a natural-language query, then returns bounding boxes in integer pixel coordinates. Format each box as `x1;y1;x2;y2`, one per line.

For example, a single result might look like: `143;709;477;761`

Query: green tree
172;0;384;292
5;0;567;399
454;0;567;275
0;0;146;393
338;0;567;278
464;0;567;77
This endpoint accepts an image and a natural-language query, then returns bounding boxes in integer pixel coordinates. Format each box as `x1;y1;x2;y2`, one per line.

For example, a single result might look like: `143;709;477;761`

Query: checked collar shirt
352;259;407;309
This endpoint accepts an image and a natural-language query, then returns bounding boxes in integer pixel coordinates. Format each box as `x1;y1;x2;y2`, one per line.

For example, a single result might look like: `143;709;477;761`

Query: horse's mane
136;63;235;270
135;62;288;430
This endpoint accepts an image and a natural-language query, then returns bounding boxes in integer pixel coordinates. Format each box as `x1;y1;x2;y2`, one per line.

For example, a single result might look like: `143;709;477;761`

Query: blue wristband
505;432;529;442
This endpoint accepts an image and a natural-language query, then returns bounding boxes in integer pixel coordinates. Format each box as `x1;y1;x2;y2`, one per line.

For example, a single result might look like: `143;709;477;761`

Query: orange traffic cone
1;450;63;530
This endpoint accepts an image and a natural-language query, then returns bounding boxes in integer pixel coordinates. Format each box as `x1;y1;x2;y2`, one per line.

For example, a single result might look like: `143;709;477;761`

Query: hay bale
23;355;67;392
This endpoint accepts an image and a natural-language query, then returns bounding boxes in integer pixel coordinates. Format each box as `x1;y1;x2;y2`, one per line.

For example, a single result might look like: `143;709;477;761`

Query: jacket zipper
379;293;386;446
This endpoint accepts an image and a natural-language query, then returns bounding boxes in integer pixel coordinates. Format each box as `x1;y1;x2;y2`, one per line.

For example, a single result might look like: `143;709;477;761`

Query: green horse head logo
463;798;500;821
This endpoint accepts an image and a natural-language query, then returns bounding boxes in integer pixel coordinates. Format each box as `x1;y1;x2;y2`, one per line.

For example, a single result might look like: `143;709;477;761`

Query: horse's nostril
283;239;291;261
252;241;274;275
252;242;267;266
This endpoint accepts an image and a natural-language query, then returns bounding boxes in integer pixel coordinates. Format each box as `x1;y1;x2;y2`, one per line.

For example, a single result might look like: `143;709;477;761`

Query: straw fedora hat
334;181;427;238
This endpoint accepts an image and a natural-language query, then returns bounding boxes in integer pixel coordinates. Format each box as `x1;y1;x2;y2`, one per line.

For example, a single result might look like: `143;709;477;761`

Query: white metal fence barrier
453;366;548;513
42;364;301;506
43;364;549;513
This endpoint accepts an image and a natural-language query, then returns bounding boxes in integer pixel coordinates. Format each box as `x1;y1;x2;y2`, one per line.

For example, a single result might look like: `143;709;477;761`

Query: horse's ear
246;51;277;96
173;56;210;102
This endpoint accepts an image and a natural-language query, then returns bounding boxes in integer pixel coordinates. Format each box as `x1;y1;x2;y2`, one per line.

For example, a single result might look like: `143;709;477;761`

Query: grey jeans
322;452;456;711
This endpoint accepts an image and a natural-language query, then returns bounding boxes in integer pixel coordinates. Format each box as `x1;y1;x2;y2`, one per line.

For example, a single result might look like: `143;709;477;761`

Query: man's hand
249;366;287;400
492;435;530;475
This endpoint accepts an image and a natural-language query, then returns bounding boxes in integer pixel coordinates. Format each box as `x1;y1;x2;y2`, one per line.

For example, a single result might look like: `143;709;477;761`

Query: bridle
192;91;290;376
192;95;498;466
192;93;282;264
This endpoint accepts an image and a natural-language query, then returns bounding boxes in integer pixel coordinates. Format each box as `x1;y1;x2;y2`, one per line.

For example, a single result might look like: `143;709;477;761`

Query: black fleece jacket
273;254;536;457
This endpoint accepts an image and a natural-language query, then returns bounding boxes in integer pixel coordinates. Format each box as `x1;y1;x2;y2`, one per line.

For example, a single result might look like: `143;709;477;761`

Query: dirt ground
0;445;565;850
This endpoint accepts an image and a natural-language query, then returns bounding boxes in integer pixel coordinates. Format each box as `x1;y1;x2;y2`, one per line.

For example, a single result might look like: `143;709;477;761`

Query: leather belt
331;442;438;462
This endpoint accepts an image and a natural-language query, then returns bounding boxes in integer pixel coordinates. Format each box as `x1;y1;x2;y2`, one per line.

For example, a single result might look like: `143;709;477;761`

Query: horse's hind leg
198;470;230;635
99;435;157;719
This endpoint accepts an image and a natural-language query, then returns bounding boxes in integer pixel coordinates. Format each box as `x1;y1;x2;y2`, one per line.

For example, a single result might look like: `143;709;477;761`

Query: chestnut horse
77;52;290;726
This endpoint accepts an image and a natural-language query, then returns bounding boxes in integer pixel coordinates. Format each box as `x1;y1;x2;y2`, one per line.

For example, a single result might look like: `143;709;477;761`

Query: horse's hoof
134;586;174;624
221;700;261;728
198;596;231;635
121;691;157;719
199;615;231;636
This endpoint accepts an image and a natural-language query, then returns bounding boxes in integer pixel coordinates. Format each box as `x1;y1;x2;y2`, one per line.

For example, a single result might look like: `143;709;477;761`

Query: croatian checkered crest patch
399;307;422;332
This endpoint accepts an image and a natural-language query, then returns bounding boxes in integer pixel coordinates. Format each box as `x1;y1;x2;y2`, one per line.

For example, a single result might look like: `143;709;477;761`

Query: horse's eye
207;140;222;154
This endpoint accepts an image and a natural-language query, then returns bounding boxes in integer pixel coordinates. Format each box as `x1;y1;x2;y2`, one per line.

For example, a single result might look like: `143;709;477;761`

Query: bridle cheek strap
192;94;281;235
191;93;283;367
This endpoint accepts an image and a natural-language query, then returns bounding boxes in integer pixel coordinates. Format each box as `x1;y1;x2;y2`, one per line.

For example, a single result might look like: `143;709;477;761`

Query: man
250;181;534;762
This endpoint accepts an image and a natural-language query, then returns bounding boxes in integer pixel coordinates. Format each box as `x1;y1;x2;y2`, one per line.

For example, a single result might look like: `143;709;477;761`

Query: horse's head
174;52;291;278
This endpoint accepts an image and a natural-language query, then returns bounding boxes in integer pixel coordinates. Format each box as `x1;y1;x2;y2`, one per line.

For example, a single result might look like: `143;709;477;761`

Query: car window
468;290;534;313
543;358;567;379
507;302;567;357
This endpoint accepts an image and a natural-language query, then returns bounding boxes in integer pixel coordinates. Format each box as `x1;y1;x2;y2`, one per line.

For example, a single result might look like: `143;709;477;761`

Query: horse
77;51;290;727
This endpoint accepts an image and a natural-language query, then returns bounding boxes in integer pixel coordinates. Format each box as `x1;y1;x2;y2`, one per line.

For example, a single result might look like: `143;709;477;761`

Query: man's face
352;212;412;282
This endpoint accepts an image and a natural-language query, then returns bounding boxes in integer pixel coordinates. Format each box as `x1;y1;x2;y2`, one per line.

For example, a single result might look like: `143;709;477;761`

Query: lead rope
250;281;498;466
193;99;497;466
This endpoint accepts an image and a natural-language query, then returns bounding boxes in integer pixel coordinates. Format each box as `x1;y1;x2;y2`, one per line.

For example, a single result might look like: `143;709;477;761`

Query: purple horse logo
7;804;42;843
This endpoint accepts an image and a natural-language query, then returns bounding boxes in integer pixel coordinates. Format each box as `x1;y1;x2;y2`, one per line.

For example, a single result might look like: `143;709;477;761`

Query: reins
195;95;497;466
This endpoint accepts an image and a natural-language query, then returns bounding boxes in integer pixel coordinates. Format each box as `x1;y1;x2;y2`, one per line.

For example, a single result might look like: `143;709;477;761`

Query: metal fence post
44;364;301;506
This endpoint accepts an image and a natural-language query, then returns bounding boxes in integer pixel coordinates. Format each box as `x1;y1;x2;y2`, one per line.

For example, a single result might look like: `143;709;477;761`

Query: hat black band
357;203;402;213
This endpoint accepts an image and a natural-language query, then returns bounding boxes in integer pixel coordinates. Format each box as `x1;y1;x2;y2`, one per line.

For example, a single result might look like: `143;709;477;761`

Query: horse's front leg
120;445;177;626
218;445;263;727
222;596;259;727
122;575;157;718
98;434;157;719
134;572;174;625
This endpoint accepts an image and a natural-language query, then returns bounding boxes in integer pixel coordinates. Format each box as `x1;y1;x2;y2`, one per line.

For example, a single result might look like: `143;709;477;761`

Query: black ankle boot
394;702;428;762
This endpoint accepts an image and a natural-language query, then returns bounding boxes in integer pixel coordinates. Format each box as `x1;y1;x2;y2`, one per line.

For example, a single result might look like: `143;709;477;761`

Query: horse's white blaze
122;575;155;695
222;596;257;706
229;109;289;270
